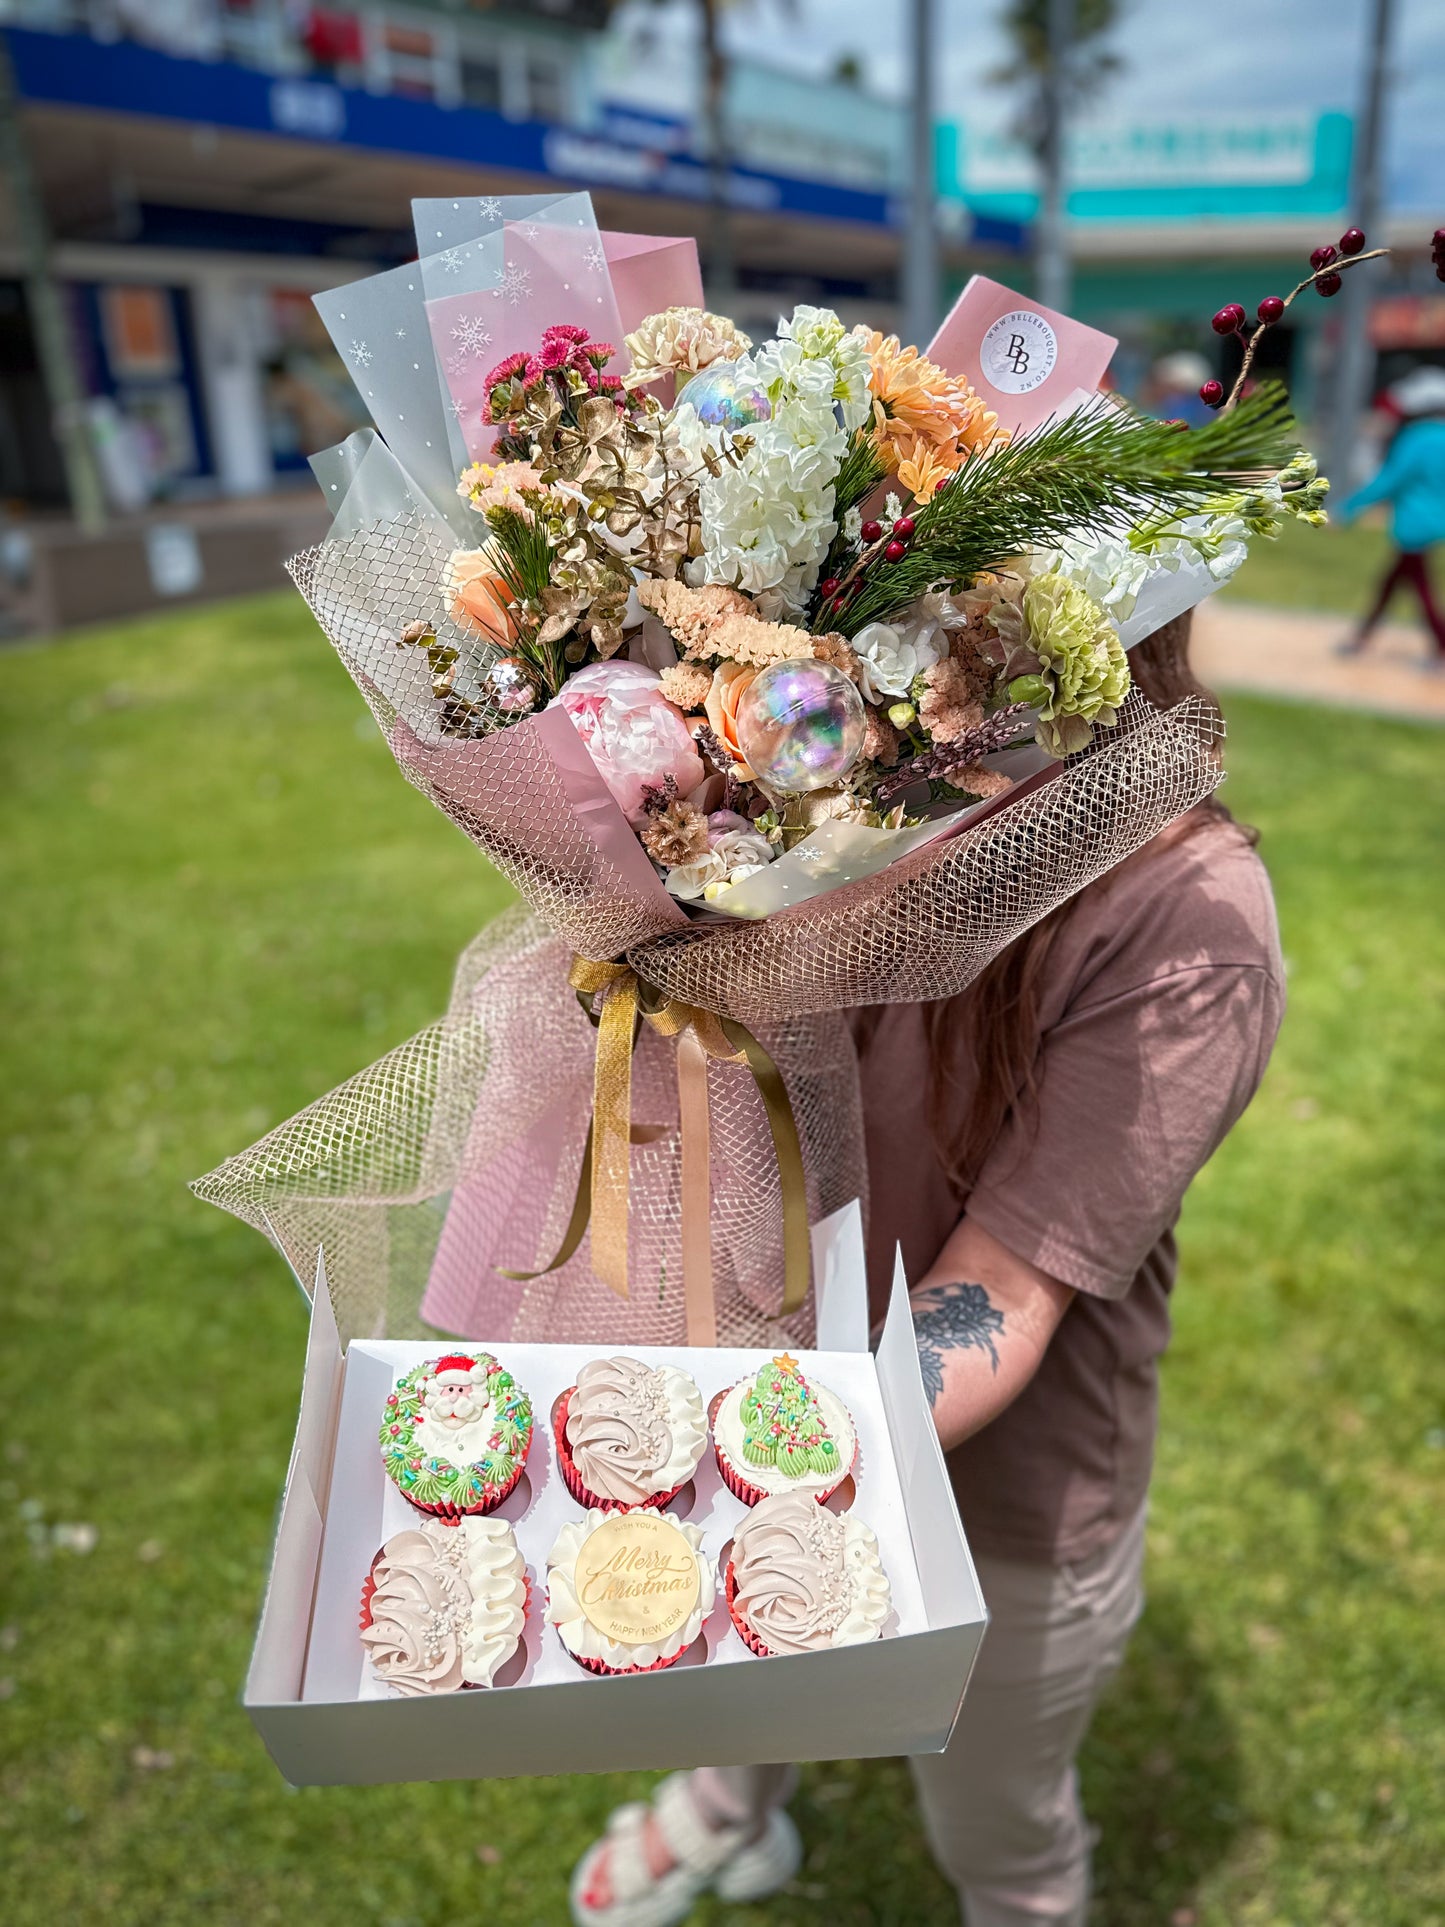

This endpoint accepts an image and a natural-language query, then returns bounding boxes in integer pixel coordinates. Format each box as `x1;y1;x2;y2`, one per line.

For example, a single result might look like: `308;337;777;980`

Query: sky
607;0;1445;214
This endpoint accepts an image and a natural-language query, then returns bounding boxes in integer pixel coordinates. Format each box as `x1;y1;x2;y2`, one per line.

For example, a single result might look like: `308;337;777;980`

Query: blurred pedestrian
1146;351;1215;427
1337;365;1445;662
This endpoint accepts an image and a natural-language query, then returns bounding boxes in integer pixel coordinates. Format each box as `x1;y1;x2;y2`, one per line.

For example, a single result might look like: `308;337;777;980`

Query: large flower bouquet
384;287;1318;920
196;192;1344;1351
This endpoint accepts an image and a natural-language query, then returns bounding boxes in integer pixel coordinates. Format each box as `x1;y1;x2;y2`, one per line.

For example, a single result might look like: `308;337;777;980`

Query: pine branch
836;383;1299;635
833;428;887;521
484;500;554;603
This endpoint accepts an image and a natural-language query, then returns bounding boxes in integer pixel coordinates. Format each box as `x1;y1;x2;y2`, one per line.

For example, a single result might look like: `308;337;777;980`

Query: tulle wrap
193;510;1225;1347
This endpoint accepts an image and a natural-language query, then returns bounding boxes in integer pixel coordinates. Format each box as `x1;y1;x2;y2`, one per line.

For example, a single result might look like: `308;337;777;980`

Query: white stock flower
850;613;948;701
689;306;869;595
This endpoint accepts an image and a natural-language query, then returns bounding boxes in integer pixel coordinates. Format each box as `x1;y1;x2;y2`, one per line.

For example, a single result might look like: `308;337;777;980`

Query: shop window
460;49;504;113
383;22;438;100
526;54;566;124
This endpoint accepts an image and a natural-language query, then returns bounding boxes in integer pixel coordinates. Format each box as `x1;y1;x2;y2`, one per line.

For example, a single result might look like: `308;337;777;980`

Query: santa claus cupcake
379;1351;534;1518
725;1490;891;1658
359;1515;528;1695
544;1509;714;1676
555;1356;707;1512
712;1353;856;1507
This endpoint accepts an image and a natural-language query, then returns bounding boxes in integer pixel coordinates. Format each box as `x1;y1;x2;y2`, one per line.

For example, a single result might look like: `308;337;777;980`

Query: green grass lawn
1221;511;1439;618
1;592;1441;1926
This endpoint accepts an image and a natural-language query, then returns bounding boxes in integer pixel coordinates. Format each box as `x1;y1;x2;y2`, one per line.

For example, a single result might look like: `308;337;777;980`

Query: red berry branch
1199;226;1400;414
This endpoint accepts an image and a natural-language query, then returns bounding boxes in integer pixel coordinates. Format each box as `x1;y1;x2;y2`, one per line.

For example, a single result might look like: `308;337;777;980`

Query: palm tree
993;0;1122;312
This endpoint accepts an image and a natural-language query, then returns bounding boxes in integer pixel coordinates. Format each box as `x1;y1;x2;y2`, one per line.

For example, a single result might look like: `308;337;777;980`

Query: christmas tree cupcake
712;1353;856;1506
379;1352;533;1518
725;1490;891;1657
544;1509;714;1676
359;1515;528;1695
555;1356;708;1512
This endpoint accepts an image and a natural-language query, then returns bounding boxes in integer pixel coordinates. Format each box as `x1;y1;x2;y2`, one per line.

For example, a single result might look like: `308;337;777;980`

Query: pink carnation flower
549;662;704;827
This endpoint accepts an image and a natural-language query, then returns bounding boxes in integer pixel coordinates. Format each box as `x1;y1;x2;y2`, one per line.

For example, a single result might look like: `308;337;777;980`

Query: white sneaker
569;1773;803;1927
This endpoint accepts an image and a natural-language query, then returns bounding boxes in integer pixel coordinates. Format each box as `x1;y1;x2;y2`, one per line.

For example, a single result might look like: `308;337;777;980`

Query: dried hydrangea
918;657;985;745
811;632;862;682
636;579;753;658
658;661;714;711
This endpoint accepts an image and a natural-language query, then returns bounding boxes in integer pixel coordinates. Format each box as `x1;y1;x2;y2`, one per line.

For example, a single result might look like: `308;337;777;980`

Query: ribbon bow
502;956;809;1345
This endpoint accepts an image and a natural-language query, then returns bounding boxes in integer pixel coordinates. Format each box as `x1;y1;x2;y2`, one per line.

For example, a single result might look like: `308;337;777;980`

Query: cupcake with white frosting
556;1356;708;1512
545;1508;714;1676
359;1516;528;1695
726;1490;891;1657
712;1352;856;1506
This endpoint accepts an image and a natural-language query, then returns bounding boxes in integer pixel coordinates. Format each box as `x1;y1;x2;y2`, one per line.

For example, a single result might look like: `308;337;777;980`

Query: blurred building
940;107;1445;416
0;0;1023;518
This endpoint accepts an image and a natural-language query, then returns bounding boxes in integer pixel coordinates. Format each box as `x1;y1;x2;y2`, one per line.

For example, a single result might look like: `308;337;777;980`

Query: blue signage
4;27;901;234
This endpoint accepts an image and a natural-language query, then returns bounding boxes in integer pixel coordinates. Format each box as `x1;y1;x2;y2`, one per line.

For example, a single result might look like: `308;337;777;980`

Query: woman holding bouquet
571;611;1285;1927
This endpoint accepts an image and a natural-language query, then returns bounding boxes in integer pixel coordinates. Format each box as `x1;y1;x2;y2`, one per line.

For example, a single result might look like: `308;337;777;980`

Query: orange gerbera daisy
859;330;1004;502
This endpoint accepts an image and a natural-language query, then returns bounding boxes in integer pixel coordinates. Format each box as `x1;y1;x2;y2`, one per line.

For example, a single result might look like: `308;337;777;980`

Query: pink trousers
690;1504;1147;1926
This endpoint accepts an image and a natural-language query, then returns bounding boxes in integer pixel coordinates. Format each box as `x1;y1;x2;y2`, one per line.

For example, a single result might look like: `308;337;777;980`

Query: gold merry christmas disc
574;1512;702;1647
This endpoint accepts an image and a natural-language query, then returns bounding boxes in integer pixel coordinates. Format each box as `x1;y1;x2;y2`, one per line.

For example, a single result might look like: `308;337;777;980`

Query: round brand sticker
980;311;1058;394
575;1512;701;1647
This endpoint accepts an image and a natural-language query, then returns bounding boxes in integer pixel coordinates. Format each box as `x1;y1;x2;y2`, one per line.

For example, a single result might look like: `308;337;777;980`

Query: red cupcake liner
553;1387;688;1514
390;1420;534;1521
713;1428;857;1510
565;1639;694;1678
723;1557;773;1657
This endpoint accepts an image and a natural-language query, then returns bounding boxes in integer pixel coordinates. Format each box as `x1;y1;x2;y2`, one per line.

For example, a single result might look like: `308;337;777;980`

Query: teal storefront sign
939;111;1354;226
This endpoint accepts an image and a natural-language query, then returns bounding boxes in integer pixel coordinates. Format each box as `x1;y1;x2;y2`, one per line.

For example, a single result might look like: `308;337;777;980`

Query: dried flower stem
1225;248;1390;410
874;702;1034;805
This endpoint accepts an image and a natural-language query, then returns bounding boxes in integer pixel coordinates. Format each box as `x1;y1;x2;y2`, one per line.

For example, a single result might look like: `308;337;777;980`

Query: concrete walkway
1192;598;1445;724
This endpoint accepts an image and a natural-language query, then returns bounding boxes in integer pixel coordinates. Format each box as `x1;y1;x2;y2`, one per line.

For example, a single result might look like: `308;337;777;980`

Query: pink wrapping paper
927;275;1117;435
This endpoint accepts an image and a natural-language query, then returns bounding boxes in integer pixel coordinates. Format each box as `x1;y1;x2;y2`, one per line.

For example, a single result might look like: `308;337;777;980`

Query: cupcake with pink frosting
555;1355;707;1512
359;1515;528;1695
725;1490;891;1658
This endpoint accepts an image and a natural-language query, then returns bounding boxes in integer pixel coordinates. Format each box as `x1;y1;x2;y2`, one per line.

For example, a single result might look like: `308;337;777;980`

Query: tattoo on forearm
913;1282;1006;1403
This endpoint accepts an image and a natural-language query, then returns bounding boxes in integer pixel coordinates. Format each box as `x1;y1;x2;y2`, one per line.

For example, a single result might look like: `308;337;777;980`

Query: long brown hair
921;612;1251;1199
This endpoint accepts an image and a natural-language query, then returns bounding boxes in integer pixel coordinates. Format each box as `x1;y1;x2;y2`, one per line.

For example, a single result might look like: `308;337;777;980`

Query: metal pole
902;0;939;348
0;32;108;531
700;0;734;305
1325;0;1395;492
1035;0;1074;314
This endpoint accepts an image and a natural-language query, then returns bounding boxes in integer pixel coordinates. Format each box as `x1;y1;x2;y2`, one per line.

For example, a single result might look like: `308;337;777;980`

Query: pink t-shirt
853;811;1285;1564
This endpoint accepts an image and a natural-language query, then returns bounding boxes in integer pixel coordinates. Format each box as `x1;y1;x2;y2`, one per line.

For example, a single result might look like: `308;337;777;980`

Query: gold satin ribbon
502;955;809;1344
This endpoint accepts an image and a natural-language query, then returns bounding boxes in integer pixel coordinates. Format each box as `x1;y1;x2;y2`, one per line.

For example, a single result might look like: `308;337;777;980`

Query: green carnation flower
1023;570;1131;757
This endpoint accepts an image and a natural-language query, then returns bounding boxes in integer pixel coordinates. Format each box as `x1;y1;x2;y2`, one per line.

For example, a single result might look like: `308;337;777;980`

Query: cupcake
725;1490;892;1657
359;1515;528;1695
379;1351;534;1517
545;1508;714;1676
712;1352;856;1506
555;1356;708;1512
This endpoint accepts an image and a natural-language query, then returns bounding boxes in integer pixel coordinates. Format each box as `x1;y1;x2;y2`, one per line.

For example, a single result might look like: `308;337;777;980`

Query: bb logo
981;311;1058;395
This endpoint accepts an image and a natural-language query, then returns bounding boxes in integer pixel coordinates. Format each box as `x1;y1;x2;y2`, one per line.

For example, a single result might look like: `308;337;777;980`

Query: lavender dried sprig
874;702;1034;807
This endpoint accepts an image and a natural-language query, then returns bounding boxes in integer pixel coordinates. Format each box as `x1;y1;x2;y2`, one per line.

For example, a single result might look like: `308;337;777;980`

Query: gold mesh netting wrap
194;514;1226;1347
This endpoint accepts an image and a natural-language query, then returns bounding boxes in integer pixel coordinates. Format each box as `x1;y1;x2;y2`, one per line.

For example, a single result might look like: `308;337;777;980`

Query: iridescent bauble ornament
482;653;539;715
735;659;865;794
677;361;772;431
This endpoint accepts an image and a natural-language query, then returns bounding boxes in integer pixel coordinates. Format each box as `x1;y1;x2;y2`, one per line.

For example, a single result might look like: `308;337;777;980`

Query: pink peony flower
549;662;704;827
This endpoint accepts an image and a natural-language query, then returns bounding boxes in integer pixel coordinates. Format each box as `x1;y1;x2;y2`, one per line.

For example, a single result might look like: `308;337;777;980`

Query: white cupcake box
243;1202;989;1786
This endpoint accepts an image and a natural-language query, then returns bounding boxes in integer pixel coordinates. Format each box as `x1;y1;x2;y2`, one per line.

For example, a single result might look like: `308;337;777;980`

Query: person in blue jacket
1338;366;1445;659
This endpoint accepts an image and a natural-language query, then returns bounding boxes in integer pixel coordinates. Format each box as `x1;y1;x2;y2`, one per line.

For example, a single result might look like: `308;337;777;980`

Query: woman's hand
909;1217;1075;1455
